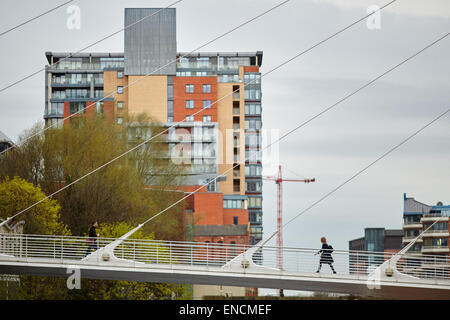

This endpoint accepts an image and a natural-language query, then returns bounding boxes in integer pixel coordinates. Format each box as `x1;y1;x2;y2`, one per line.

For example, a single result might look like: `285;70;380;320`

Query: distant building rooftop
403;193;450;216
349;228;404;252
0;130;12;143
194;225;249;237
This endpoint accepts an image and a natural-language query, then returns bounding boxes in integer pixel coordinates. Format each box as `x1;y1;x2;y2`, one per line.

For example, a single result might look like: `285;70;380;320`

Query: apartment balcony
402;236;423;244
402;223;423;229
421;215;449;223
422;230;450;238
189;165;216;174
166;136;216;143
51;81;104;87
422;246;450;254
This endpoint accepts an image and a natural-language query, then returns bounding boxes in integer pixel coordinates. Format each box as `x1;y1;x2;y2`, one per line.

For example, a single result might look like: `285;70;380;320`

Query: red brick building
182;186;250;246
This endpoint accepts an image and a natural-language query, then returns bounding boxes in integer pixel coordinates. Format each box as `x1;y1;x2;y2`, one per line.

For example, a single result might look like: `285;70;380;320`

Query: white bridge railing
0;233;449;280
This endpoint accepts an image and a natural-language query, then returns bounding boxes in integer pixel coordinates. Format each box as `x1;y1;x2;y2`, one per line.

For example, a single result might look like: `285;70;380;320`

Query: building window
246;150;262;163
185;84;194;93
223;199;245;209
203;100;211;109
245;119;261;130
185;100;194;109
246;181;262;192
206;179;215;192
69;102;85;115
186;115;194;122
232;85;240;99
248;196;262;208
245;88;261;100
424;238;448;247
203;84;211;93
250;226;263;237
167;100;173;121
245;103;261;115
117;86;123;94
245;133;262;147
49;102;64;116
233;101;240;115
94;89;103;98
233;179;240;192
404;215;421;224
249;212;262;223
244;73;261;85
96;102;104;114
49;118;63;129
197;57;210;68
203;115;211;123
423;222;447;231
245;165;262;177
117;101;124;109
100;57;124;69
233;117;240;129
117;71;123;79
117;117;123;125
233;216;238;225
218;74;239;83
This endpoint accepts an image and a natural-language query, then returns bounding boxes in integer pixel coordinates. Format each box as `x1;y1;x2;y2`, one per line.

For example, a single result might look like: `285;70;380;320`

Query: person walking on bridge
315;237;336;274
85;221;99;256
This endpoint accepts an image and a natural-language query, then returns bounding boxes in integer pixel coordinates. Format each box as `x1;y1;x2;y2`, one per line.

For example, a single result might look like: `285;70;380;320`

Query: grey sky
0;0;449;294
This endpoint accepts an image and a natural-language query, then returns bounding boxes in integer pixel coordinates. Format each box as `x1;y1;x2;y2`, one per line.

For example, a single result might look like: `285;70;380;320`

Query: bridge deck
0;234;449;299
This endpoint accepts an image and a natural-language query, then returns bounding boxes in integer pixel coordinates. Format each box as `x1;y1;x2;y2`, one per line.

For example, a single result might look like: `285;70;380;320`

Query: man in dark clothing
315;237;336;274
85;221;99;256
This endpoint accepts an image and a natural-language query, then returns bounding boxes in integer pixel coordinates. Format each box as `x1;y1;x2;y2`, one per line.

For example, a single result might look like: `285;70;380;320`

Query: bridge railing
0;233;448;280
0;233;253;266
255;246;450;279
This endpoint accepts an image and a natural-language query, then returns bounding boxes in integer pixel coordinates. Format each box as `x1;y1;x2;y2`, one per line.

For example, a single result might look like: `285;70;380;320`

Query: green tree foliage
0;114;186;237
0;177;70;300
0;115;190;299
0;176;70;235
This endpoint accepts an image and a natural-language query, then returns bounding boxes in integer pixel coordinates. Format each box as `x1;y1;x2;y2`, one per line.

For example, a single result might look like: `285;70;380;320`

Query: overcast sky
0;0;449;293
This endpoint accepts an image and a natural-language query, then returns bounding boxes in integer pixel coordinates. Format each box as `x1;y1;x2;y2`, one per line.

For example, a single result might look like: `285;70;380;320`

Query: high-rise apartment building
43;8;264;245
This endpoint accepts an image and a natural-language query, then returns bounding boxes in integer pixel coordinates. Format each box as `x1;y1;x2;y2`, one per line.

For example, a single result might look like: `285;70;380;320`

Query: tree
0;176;70;300
0;114;186;237
0;176;70;235
0;115;191;299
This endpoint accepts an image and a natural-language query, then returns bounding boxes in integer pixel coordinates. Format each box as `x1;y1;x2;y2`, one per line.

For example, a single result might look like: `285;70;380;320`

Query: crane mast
263;165;315;296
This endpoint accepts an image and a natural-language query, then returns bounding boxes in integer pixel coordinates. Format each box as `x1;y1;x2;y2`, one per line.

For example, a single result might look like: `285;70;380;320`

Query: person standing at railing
315;237;336;274
85;221;99;256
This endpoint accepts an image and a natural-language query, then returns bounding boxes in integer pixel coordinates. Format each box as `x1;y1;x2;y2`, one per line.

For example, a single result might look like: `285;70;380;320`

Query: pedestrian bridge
0;233;449;299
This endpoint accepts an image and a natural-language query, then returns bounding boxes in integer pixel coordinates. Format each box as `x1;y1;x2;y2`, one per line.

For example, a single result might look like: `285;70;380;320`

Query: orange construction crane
263;165;315;296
